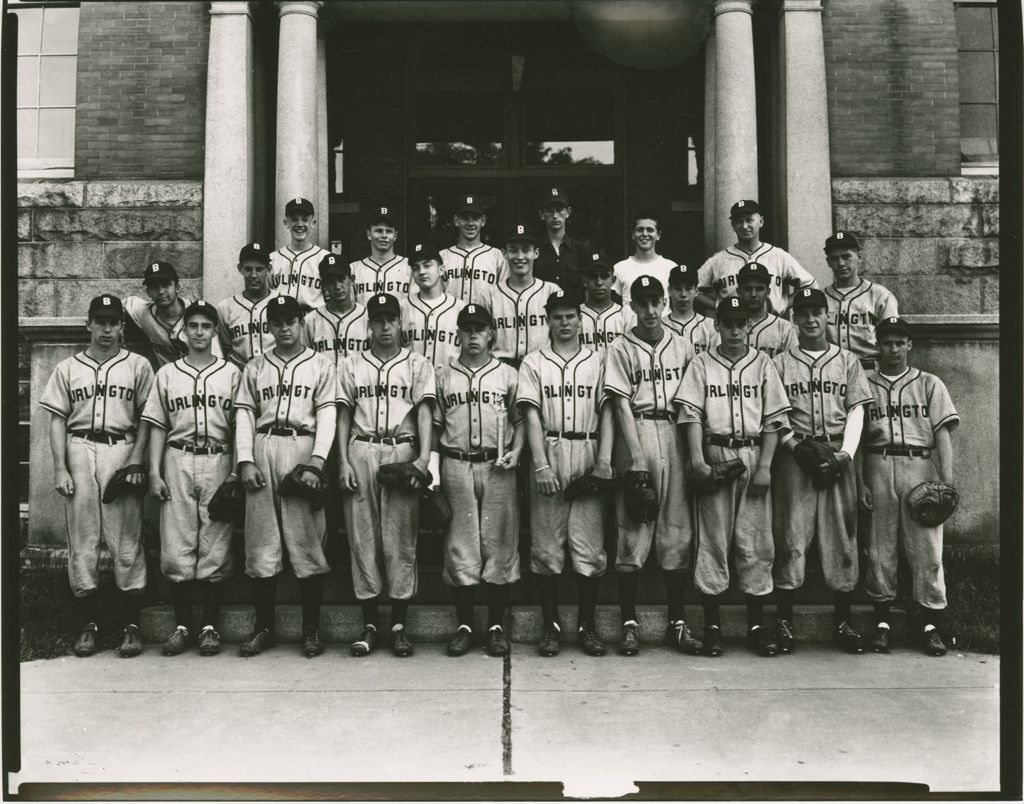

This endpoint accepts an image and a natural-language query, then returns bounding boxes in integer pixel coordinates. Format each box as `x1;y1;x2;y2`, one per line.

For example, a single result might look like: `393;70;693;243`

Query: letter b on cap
517;225;525;235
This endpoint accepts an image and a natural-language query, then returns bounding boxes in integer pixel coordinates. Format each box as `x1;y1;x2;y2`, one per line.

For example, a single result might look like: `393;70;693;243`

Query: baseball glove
208;478;244;523
907;481;959;527
622;470;659;524
278;463;327;511
692;459;746;495
420;487;452;532
793;439;845;489
102;464;148;504
377;461;432;492
563;470;619;501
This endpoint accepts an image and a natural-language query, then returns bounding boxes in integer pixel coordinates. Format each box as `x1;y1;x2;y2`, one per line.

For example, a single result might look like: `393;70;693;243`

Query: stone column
316;31;329;247
275;0;323;247
713;0;758;250
203;1;255;303
703;30;717;256
779;0;833;284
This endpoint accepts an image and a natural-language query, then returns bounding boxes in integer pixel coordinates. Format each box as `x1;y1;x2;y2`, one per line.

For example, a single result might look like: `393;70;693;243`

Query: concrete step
141;603;906;646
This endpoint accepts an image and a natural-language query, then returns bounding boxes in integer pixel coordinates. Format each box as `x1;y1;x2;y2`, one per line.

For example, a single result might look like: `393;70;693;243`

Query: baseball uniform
490;276;561;366
303;303;370;358
698;244;816;315
603;329;694;571
579;301;629;356
613;256;677;307
270;245;330;310
336;347;437;600
233;348;337;579
40;348;155;596
737;312;799;358
441;243;507;305
142;356;241;583
402;292;466;371
351;255;412;305
124;295;224;366
825;280;900;367
663;310;717;356
674;347;791;595
217;293;276;367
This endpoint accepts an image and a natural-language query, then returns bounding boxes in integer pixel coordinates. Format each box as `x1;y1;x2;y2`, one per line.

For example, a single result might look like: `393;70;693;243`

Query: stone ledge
17;180;203;209
902;314;999;341
832;177;1000;205
17;181;86;208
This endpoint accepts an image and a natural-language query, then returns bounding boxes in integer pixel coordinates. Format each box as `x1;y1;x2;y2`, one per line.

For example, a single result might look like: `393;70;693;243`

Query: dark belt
707;434;761;448
442;447;498;463
257;426;314;437
168;440;227;455
354;434;416;446
793;432;843;444
867;446;932;458
70;430;128;444
860;358;877;369
545;430;598;441
634;411;674;422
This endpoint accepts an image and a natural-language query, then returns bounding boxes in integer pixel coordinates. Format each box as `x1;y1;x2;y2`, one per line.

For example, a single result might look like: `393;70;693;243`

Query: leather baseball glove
209;478;244;523
793;439;845;489
102;464;148;504
278;463;327;511
622;470;659;524
420;487;452;532
692;458;746;494
378;461;432;492
563;470;619;501
907;481;959;527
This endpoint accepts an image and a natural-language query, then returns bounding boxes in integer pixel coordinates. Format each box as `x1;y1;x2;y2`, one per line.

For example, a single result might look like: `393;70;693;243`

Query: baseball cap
238;242;271;264
504;223;539;246
668;264;697;286
737;262;771;286
285;197;315;217
876;316;912;338
730;199;762;219
408;238;443;266
455;195;485;215
630;275;665;301
368;205;397;228
183;299;220;325
366;293;402;320
457;303;494;329
143;261;179;286
88;293;124;320
545;289;582;311
791;287;829;310
716;296;749;321
579;251;614;275
824;231;861;252
318;253;351;278
538;186;570;208
266;294;303;321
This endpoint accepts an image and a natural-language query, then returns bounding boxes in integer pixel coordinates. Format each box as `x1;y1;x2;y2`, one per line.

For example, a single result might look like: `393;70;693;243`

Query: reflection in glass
524;91;614;166
415;92;503;166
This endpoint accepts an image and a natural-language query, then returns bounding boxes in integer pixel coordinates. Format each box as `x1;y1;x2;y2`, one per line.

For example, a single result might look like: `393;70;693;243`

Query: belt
168;440;227;455
860;358;877;369
545;430;598;441
707;434;761;448
354;434;416;446
442;447;498;463
793;432;844;444
867;446;932;458
70;430;128;444
634;411;674;422
257;426;314;437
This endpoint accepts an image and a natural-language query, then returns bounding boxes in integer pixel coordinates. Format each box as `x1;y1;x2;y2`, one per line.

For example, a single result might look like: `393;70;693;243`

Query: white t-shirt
613;255;677;306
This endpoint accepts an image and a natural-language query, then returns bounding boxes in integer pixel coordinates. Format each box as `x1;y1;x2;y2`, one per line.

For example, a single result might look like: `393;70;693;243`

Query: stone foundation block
17;280;55;317
835;204;996;238
17;181;86;208
950;177;999;204
877;275;981;314
33;209;203;242
941;238;999;270
55;278;203;317
18;212;31;241
103;242;203;279
17;242;104;278
84;181;203;208
859;237;939;276
832;178;950;204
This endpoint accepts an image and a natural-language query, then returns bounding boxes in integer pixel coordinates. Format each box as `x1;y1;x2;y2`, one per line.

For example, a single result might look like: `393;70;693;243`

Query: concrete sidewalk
12;643;999;796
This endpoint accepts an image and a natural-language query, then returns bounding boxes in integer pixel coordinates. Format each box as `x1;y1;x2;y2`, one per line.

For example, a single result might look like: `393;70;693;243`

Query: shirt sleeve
927;374;960;433
760;359;792;432
505;366;524;425
696;256;715;289
674;358;707;424
335;356;355;409
123;296;146;326
784;253;817;289
233;362;259;412
133;357;156;419
514;354;543;410
844;353;873;409
879;288;899;320
781;321;799;353
601;340;633;400
140;371;169;429
313;354;337;411
39;361;72;418
411;355;437;405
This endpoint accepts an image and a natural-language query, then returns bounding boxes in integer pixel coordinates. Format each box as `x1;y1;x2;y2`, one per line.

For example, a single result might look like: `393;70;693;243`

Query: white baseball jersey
402;292;466;370
270;245;330;309
440;244;507;305
663;310;717;356
141;357;241;444
490;277;561;363
742;312;799;358
612;256;676;307
863;368;959;449
336;348;437;439
772;345;872;436
517;347;605;433
697;243;816;314
825;280;900;362
435;357;520;452
603;328;693;415
579;301;629;355
217;293;276;367
303;303;369;358
40;349;155;434
350;255;412;304
124;296;223;366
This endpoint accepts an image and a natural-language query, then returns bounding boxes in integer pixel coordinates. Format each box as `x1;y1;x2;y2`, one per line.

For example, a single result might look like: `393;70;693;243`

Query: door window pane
960;105;998;160
955;3;999;166
38;108;75;159
39;56;77;107
17;109;37;159
958;52;997;103
41;6;79;54
414;93;503;167
15;7;42;55
17;56;39;106
524;91;615;166
955;6;994;49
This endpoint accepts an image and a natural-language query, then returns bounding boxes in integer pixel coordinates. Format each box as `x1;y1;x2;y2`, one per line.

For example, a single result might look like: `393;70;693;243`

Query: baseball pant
64;435;147;597
342;439;420;600
159;448;235;583
862;452;947;609
244;433;330;579
613;418;692;572
693;443;774;596
441;458;520;586
530;437;607;577
771;449;859;592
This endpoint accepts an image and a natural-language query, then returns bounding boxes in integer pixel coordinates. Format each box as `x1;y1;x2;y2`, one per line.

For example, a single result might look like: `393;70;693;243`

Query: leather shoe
664;620;703;655
447;626;473;657
486;626;509;656
702;625;723;657
577;624;606;656
618;621;640;656
538;622;561;656
747;626;778;657
390;627;414;657
868;625;891;653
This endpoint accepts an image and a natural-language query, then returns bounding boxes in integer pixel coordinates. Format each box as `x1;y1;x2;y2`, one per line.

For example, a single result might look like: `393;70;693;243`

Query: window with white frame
12;3;80;176
955;2;998;171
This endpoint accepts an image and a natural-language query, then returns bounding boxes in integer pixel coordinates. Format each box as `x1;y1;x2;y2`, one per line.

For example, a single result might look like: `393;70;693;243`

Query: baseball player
734;262;799;358
217;242;277;367
662;264;716;355
822;231;899;371
440;195;507;305
233;294;337;658
143;300;242;657
612;210;677;307
491;224;560;369
675;296;792;657
695;200;816;317
858;316;959;656
403;238;466;371
603;275;701;657
336;293;437;658
771;288;873;654
435;304;524;657
40;294;155;658
269;197;330;311
518;290;616;657
350;205;412;304
303;253;369;358
578;251;629;356
533;186;588;296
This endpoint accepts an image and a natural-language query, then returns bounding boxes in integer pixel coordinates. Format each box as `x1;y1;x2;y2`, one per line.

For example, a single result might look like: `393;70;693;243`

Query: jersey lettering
707;383;761;399
70;383;135;403
258;383;314;401
167;393;233;412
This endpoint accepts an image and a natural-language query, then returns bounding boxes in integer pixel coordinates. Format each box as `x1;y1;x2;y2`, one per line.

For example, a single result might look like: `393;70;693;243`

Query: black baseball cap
266;294;303;321
791;287;829;310
545;289;582;311
285;197;315;216
824;231;861;252
457;303;494;329
538;186;570;208
716;296;749;321
668;264;697;286
318;253;351;278
366;293;402;320
630;275;665;301
876;316;912;338
368;205;397;228
455;195;485;215
143;261;179;286
579;251;614;275
730;199;762;219
408;238;443;265
238;242;270;264
183;299;219;325
88;293;124;320
737;262;771;286
505;223;539;246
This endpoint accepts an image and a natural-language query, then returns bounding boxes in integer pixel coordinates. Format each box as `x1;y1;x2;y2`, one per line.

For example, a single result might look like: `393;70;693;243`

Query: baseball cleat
390;626;414;657
73;623;98;657
577;624;606;656
350;624;378;657
118;624;143;658
302;626;324;658
447;625;473;657
922;627;947;657
538;622;561;657
665;619;703;655
775;618;795;654
162;625;190;656
868;624;890;653
238;627;275;657
834;621;866;654
486;625;510;657
701;625;723;657
746;626;778;657
198;626;221;656
618;620;640;656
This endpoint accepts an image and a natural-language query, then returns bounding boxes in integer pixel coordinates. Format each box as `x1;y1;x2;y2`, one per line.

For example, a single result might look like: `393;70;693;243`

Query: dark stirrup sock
200;581;225;629
486;583;510;628
452;585;476;629
298;574;326;630
776;587;795;622
389;598;410;629
538;574;560;625
701;593;721;629
745;593;768;630
252;576;278;633
576;574;600;627
663;570;687;623
616;571;639;623
170;580;194;629
834;589;854;625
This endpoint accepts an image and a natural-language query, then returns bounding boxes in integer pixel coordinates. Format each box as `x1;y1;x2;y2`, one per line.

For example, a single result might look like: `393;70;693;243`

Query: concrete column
703;31;717;256
275;0;323;247
316;32;329;247
202;1;255;303
779;0;833;284
713;0;758;250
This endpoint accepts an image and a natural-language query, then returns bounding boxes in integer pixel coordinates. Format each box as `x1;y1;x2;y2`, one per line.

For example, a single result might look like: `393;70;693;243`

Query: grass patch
941;543;1000;654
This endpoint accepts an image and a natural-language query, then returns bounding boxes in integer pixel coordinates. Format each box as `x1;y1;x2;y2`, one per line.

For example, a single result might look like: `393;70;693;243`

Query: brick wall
823;0;961;177
75;1;209;180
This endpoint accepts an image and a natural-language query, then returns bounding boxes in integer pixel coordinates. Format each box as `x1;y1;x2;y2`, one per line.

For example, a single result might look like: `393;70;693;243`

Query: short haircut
631;208;662;232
